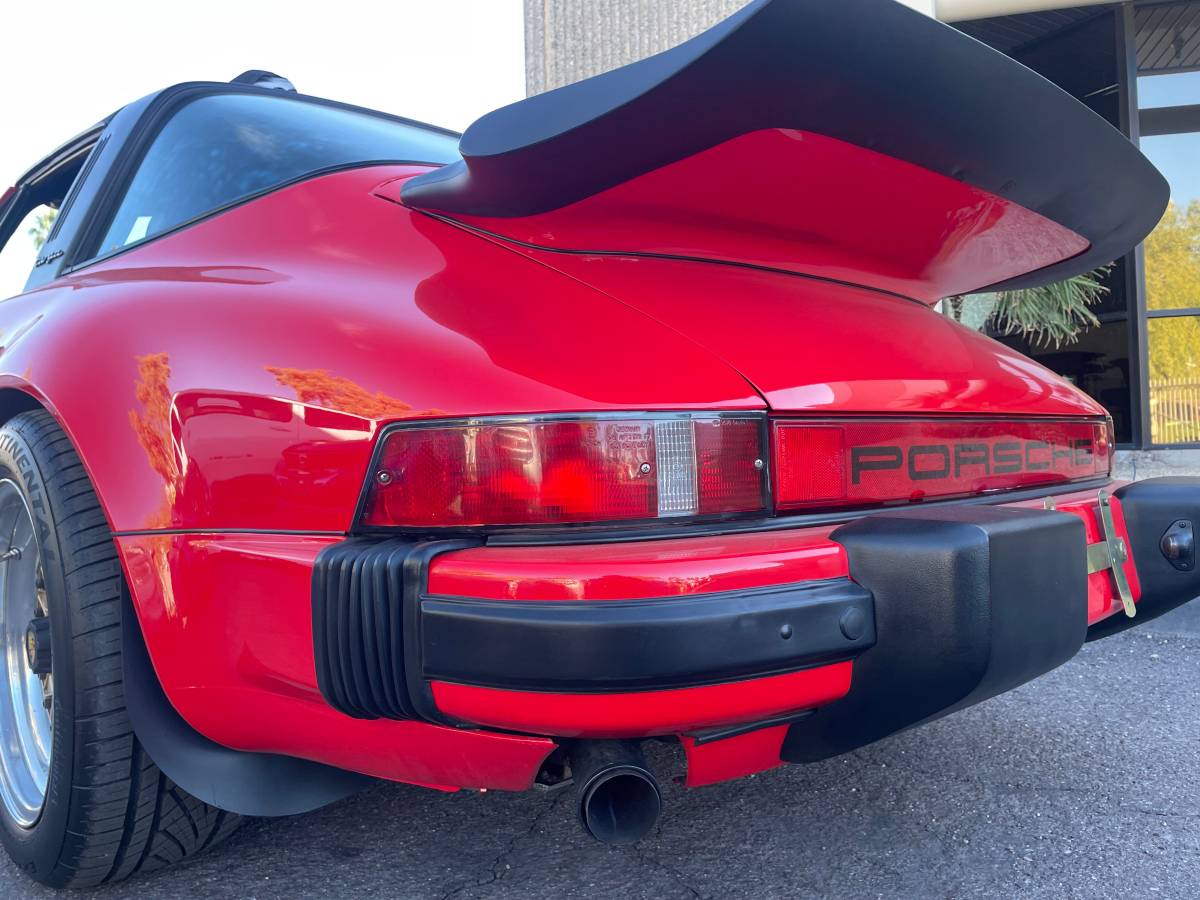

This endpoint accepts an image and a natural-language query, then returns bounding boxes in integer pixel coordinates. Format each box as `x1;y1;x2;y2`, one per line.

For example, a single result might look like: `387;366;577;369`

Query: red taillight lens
773;418;1111;511
362;416;766;528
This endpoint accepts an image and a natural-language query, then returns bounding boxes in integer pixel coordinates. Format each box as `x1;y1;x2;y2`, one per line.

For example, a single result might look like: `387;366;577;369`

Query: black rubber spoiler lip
402;0;1168;294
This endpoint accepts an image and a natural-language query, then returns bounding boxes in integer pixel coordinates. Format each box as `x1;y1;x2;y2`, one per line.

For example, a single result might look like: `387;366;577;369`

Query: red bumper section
118;479;1199;794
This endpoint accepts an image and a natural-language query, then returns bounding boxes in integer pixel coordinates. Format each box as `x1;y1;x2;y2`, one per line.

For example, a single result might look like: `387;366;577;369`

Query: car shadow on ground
4;615;1198;900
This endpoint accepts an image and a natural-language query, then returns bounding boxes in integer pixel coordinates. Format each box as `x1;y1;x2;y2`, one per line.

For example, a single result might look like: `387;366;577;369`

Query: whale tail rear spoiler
400;0;1168;304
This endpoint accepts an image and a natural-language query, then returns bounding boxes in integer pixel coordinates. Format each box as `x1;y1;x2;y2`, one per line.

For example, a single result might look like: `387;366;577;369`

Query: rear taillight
360;413;1113;530
773;418;1111;512
361;415;767;528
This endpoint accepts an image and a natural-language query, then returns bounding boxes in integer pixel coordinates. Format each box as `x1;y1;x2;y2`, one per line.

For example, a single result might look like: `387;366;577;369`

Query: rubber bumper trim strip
418;578;876;692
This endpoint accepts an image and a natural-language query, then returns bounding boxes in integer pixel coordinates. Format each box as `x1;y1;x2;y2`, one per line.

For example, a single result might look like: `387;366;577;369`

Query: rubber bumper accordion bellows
312;540;417;718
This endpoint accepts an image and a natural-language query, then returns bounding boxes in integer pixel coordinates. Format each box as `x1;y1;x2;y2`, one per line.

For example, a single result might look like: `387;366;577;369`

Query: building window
1139;72;1200;445
992;294;1135;443
1138;70;1200;109
1148;316;1200;443
957;2;1200;449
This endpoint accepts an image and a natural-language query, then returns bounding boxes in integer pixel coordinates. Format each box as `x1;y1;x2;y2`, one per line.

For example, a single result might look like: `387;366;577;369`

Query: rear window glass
98;92;459;256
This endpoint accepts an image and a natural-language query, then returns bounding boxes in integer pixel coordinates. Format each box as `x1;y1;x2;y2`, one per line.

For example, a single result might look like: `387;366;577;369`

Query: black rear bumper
312;477;1200;753
784;476;1200;763
784;504;1088;763
1088;477;1200;640
312;540;874;721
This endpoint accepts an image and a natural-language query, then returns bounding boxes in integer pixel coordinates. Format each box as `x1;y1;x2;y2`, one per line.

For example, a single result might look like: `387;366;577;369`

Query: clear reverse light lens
653;419;699;516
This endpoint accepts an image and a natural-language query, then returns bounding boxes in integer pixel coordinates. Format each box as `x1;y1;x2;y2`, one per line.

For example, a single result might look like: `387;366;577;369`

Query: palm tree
28;208;58;251
943;267;1109;349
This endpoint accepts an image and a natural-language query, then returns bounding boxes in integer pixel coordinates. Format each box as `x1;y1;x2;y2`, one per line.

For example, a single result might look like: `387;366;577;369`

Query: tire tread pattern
7;411;240;888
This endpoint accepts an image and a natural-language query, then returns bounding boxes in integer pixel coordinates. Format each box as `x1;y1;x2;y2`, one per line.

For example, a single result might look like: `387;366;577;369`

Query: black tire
0;410;240;888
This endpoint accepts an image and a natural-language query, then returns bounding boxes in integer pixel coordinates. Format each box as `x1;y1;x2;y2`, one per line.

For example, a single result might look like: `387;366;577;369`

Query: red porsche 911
0;0;1191;887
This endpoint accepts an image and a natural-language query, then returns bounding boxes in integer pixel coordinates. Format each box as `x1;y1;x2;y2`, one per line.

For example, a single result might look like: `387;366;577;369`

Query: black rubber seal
311;538;480;720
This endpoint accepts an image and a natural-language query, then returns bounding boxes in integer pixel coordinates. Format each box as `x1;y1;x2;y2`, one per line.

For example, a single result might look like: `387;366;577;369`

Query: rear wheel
0;410;240;887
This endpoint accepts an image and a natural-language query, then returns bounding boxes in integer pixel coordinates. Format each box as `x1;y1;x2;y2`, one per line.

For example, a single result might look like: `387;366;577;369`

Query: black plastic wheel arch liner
122;590;373;817
782;504;1089;764
402;0;1167;296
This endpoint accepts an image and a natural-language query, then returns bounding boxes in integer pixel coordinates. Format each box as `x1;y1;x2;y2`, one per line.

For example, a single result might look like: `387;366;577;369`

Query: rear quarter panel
0;165;761;535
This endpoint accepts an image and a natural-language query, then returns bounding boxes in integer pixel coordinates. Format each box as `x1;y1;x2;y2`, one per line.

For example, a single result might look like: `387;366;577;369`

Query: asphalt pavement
3;602;1199;899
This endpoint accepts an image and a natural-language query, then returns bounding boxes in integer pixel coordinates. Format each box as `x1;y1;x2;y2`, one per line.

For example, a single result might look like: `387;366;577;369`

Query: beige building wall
524;0;749;95
519;1;1105;94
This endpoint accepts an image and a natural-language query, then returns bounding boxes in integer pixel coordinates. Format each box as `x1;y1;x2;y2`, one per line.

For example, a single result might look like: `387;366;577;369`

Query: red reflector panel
363;416;766;528
774;419;1111;511
773;425;846;504
695;418;765;515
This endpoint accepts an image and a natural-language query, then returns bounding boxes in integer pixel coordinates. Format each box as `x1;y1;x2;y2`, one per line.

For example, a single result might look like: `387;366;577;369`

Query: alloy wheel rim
0;479;52;828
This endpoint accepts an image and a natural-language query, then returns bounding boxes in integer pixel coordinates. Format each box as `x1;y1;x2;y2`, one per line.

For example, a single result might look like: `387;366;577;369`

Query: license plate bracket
1087;491;1136;618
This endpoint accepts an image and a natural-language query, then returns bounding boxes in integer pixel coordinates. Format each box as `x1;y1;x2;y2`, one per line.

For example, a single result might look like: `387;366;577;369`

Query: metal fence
1151;378;1200;444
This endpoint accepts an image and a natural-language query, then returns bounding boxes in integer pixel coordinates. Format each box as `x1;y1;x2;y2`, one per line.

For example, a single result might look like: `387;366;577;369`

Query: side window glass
0;203;57;299
0;138;99;298
97;93;460;257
